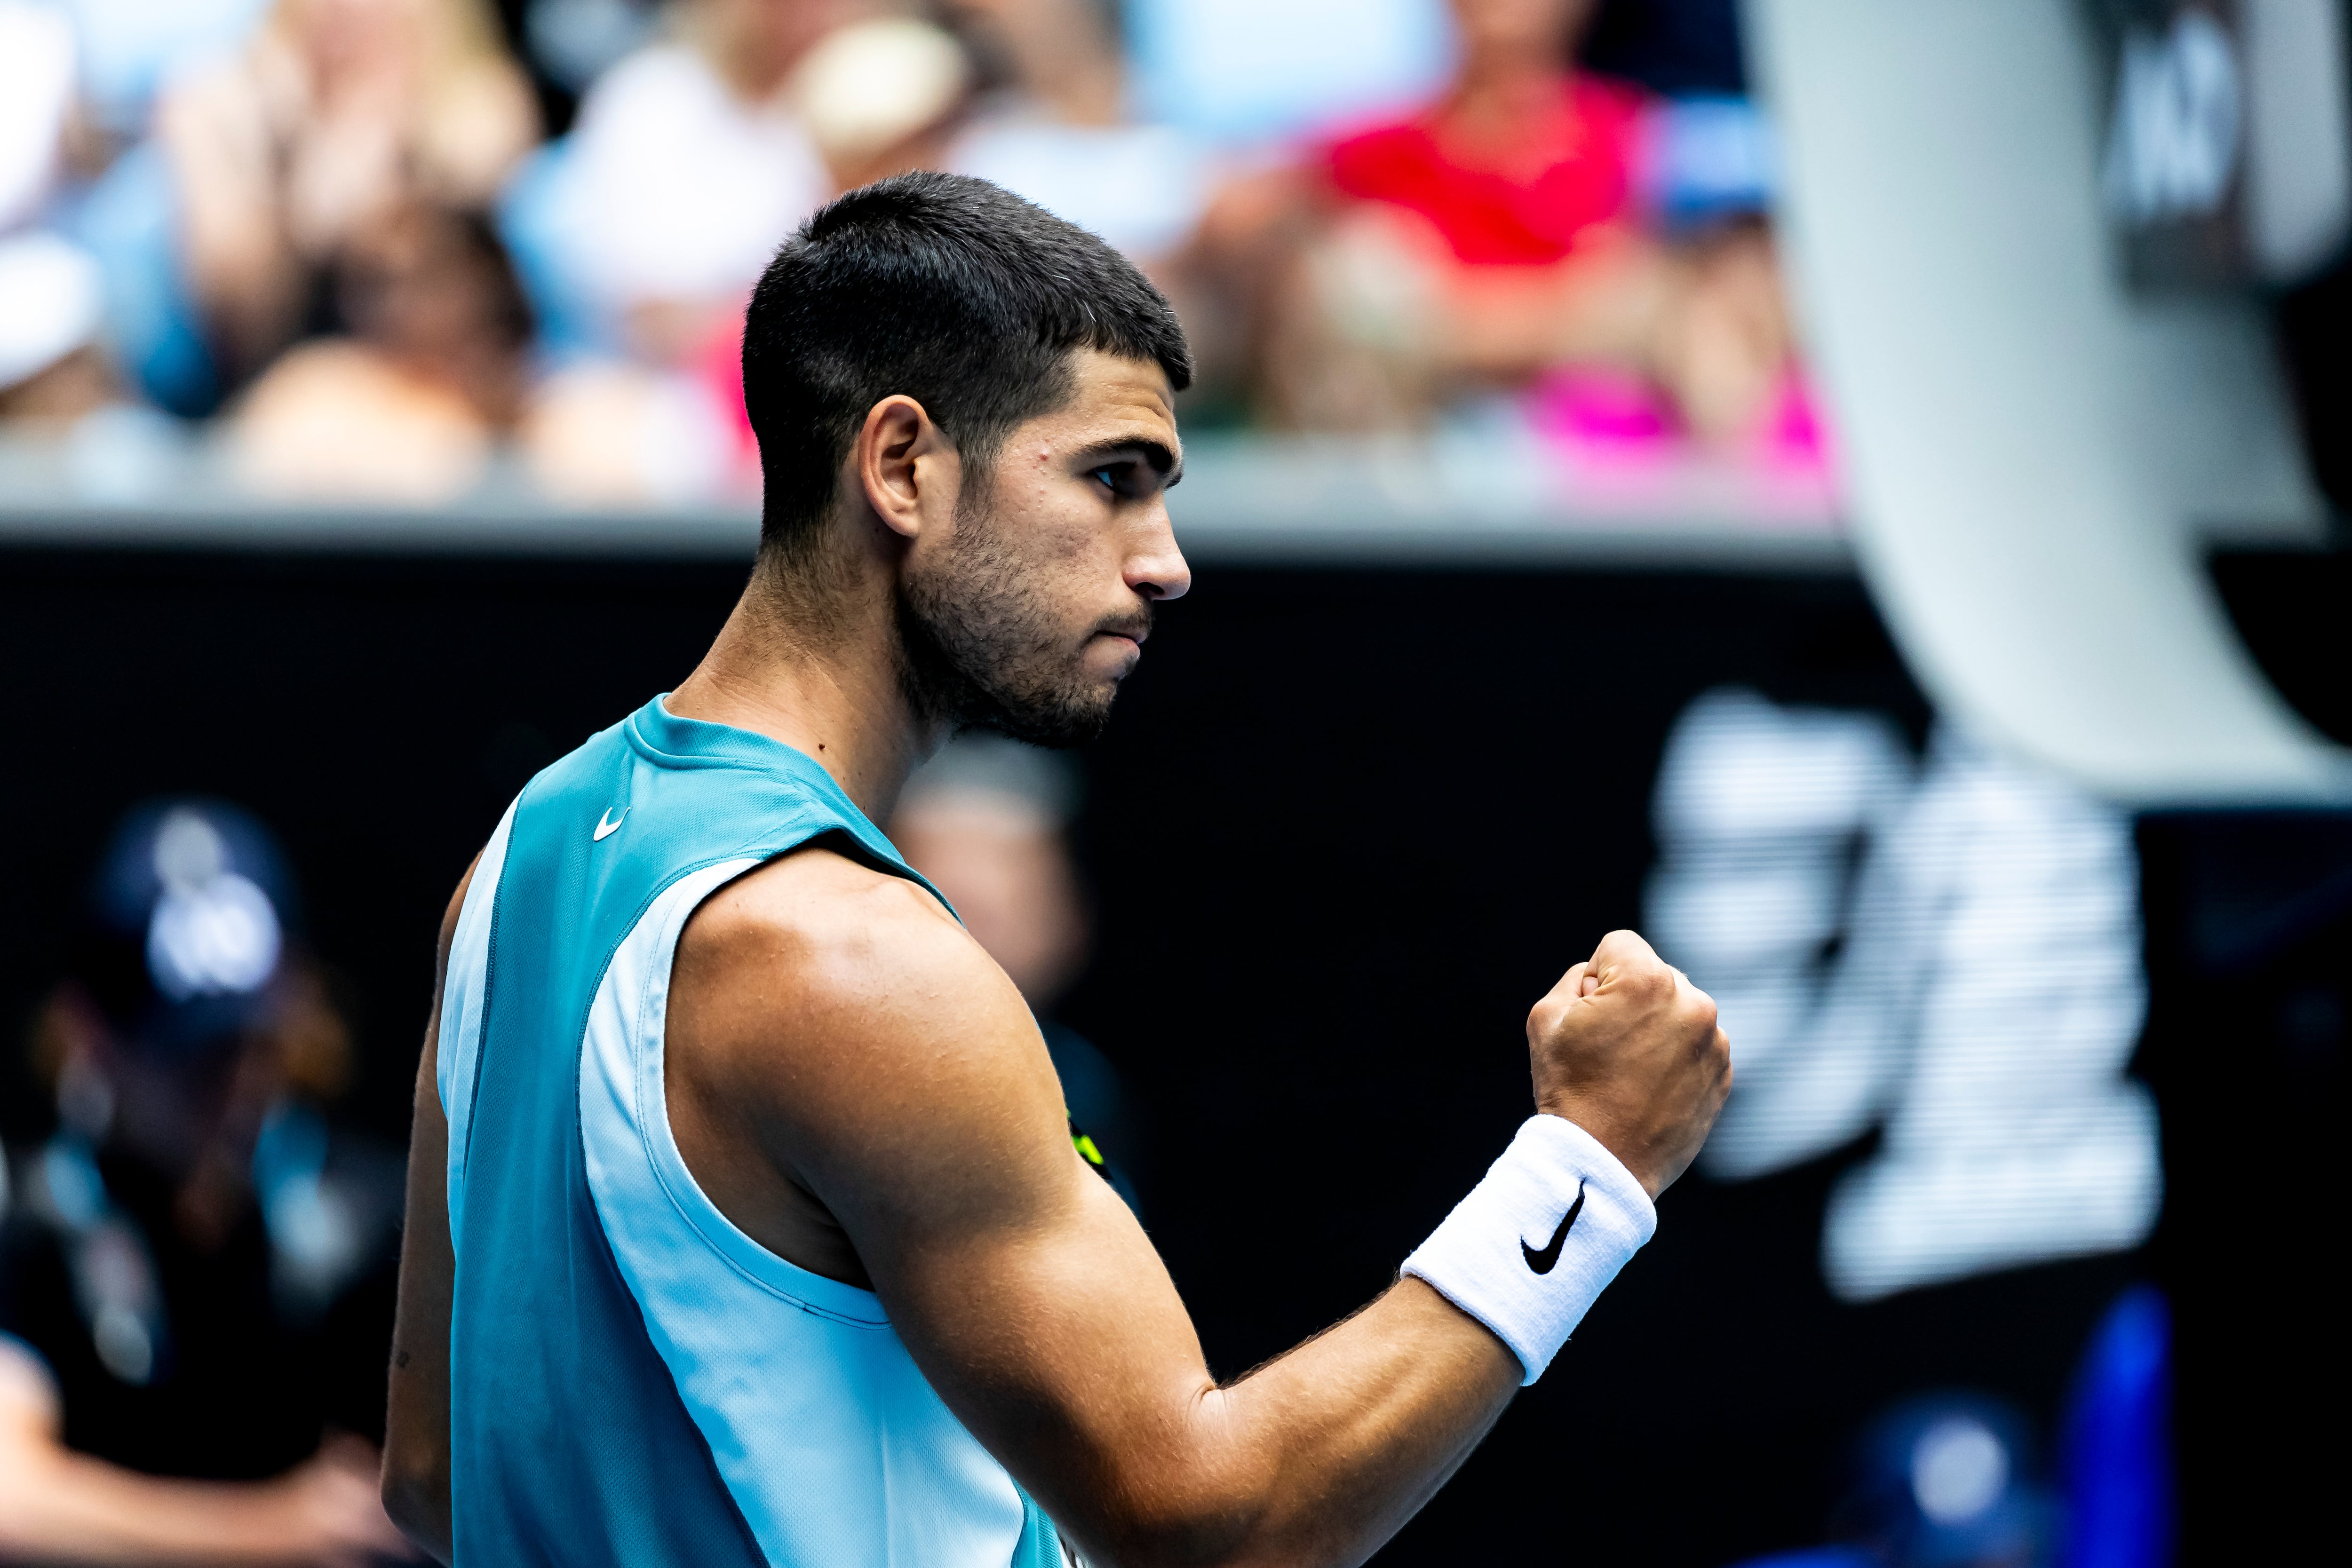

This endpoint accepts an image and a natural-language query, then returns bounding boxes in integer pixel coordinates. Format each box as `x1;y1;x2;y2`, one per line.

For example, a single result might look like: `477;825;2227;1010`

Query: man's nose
1128;505;1192;602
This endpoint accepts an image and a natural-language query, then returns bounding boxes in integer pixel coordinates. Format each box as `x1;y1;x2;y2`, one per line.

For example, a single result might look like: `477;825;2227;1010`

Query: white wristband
1400;1115;1656;1384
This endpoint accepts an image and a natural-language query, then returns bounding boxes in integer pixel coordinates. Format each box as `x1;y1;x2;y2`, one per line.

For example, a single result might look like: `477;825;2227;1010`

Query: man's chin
971;683;1119;749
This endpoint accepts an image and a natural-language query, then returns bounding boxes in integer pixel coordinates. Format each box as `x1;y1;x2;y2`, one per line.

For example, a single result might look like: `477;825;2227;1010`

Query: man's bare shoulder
679;842;984;1008
667;841;1073;1257
671;842;1046;1107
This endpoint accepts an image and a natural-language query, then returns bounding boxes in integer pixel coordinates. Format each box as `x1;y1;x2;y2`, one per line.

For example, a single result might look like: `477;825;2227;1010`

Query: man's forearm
1045;1279;1519;1568
0;1446;310;1566
1199;1278;1521;1568
1025;1112;1660;1568
378;1415;453;1568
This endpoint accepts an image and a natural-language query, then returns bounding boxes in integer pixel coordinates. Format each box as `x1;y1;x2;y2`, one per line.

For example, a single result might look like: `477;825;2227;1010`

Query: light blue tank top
438;695;1066;1567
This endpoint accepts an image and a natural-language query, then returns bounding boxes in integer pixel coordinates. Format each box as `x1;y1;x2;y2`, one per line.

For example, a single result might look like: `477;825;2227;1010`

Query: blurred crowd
0;0;1812;506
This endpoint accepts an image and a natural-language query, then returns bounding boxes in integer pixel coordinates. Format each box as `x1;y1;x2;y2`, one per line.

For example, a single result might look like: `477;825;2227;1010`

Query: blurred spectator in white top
0;1;111;426
510;0;851;371
514;3;985;507
942;0;1208;269
154;0;539;393
1122;0;1456;151
0;4;79;242
12;0;283;419
504;0;880;507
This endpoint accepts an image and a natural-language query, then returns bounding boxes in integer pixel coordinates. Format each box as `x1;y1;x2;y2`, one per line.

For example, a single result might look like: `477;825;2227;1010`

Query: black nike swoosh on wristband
1521;1181;1588;1275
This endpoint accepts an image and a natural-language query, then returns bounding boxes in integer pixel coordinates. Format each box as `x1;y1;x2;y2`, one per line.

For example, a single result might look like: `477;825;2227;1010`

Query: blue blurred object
58;0;270;135
2059;1287;2175;1568
523;0;658;95
1846;1394;2050;1568
1643;95;1777;230
1124;0;1456;148
74;799;299;1060
64;143;219;415
496;138;618;362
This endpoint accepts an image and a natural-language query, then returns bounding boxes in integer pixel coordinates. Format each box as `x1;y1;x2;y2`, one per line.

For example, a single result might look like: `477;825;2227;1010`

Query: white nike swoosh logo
593;808;627;841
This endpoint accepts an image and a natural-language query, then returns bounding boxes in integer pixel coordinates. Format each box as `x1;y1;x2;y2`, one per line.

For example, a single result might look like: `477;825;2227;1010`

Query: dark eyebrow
1076;438;1183;488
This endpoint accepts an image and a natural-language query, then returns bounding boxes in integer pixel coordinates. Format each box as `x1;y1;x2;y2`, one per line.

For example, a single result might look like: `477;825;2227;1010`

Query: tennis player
382;172;1730;1568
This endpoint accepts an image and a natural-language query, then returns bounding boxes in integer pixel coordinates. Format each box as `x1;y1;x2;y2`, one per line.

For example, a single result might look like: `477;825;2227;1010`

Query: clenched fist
1526;929;1731;1197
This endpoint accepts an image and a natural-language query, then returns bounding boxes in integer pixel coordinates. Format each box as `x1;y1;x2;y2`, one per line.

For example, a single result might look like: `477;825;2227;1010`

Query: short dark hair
742;172;1193;557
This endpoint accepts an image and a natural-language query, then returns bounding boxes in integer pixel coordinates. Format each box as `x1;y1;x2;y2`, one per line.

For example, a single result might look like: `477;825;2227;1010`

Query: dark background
1;546;2337;1565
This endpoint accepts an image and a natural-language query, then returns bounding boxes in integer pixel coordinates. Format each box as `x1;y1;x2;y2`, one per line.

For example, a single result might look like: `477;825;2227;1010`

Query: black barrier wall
0;549;2223;1565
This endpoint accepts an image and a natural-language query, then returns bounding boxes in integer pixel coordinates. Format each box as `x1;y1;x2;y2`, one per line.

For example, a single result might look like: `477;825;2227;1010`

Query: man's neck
1443;55;1571;137
666;566;940;824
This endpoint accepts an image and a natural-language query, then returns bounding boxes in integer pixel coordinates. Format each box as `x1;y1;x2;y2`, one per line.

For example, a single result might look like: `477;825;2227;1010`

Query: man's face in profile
898;350;1189;746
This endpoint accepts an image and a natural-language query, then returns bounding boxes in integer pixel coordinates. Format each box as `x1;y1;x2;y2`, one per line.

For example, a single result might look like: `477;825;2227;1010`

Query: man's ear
854;395;960;543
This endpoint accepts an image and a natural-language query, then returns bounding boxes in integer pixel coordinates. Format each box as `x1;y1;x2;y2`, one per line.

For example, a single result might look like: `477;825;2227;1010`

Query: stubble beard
895;492;1144;748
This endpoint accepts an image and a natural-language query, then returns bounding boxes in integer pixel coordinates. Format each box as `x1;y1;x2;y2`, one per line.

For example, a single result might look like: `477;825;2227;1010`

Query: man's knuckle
1619;960;1667;998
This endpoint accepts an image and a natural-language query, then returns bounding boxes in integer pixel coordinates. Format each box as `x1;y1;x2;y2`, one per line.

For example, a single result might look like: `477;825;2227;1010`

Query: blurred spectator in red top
1325;64;1647;268
1202;0;1791;444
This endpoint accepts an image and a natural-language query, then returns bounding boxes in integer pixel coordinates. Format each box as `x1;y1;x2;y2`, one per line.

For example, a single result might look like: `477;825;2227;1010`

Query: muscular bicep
876;1153;1231;1553
834;1037;1214;1514
671;855;1237;1556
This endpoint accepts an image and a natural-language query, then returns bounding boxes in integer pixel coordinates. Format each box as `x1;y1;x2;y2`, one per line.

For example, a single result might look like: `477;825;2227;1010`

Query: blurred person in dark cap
0;800;413;1565
890;736;1145;1211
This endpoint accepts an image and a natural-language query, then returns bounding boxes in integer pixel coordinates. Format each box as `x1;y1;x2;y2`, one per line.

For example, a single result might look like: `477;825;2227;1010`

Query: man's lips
1090;628;1146;678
